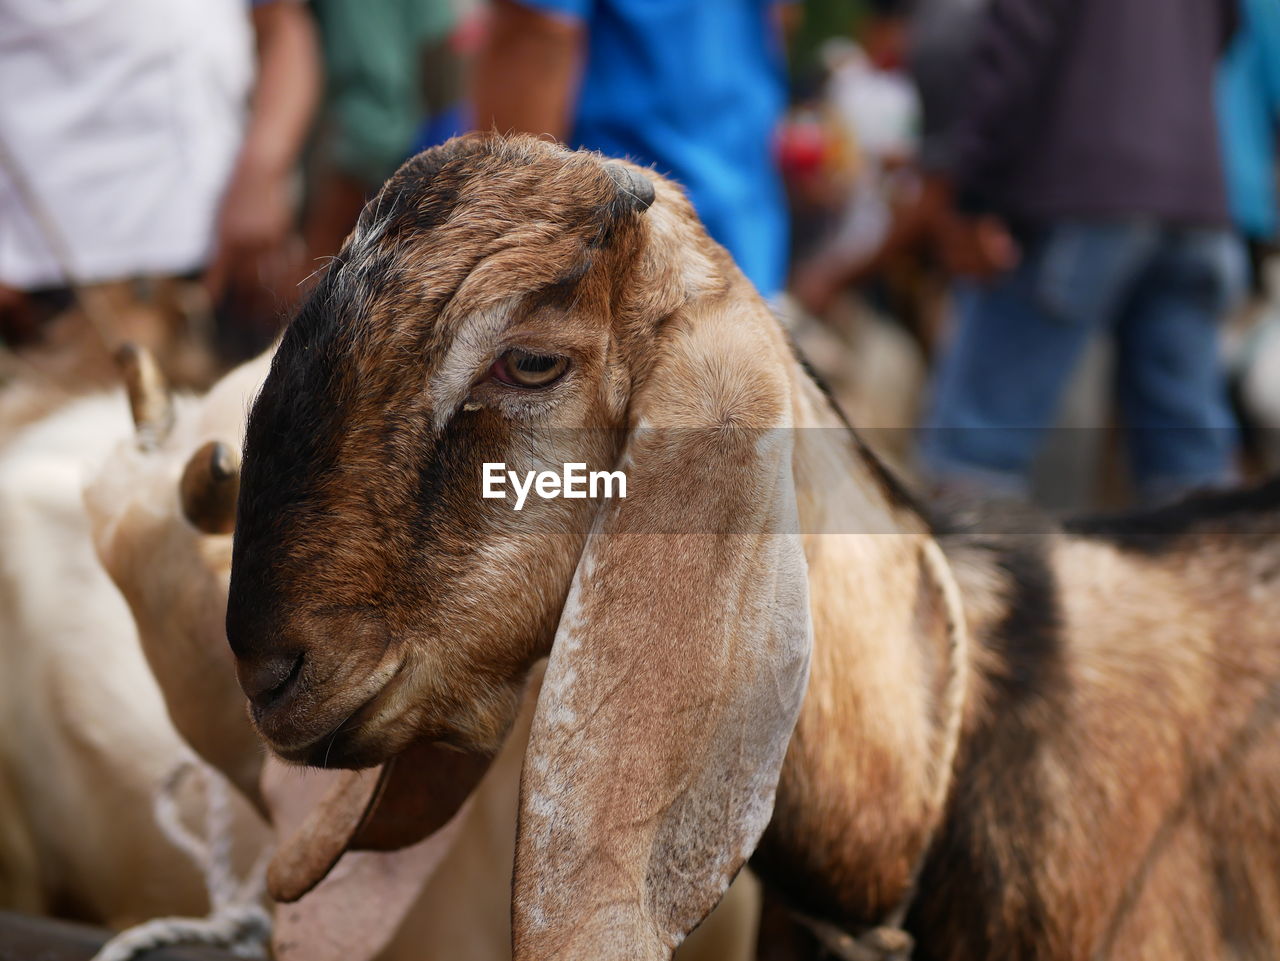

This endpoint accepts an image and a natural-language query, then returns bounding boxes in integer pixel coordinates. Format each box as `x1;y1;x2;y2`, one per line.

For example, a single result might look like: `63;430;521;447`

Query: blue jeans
921;221;1246;500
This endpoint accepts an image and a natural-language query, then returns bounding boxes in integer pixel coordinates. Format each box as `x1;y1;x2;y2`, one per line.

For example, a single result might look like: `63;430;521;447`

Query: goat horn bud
604;162;655;214
116;342;174;450
180;440;240;535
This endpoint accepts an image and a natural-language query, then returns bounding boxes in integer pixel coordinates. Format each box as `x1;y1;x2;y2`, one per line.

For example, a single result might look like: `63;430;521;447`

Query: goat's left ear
513;291;812;960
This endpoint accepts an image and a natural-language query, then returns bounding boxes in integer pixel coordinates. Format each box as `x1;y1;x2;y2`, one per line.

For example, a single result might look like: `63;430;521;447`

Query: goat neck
757;371;955;933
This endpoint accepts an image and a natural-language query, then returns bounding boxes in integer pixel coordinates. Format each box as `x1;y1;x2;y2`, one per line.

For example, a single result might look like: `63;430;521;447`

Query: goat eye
491;349;569;388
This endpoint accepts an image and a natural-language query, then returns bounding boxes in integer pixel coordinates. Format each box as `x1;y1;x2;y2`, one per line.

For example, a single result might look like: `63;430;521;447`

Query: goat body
0;390;268;926
223;134;1280;961
760;383;1280;958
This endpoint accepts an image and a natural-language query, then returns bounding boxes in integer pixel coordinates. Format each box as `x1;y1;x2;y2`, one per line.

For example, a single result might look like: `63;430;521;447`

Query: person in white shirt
0;0;319;385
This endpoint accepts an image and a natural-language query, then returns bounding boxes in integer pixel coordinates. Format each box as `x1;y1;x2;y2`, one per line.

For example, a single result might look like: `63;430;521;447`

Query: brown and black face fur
227;135;724;768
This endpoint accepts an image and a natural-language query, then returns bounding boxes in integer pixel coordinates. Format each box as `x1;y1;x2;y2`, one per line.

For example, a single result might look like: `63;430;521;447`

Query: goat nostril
238;650;305;708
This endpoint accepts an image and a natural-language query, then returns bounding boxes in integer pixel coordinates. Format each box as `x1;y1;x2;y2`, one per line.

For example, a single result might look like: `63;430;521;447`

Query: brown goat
86;341;762;961
226;134;1280;960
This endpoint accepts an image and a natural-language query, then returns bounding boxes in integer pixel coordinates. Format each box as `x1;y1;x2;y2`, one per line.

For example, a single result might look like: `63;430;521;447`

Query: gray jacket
909;0;991;174
924;0;1238;226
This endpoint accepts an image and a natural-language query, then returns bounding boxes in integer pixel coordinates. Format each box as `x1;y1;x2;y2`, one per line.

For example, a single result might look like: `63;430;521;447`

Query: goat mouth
270;669;407;768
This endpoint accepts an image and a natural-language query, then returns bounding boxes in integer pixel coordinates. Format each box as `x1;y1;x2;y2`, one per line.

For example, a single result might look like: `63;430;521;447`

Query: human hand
205;161;295;301
920;176;1019;280
790;259;849;318
934;212;1019;280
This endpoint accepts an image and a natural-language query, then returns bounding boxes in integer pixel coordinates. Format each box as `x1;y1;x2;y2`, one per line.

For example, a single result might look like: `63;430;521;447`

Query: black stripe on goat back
911;534;1067;961
785;332;934;524
1063;477;1280;555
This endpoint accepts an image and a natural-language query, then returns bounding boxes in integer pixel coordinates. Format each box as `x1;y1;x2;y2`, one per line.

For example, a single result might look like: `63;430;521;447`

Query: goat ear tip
181;439;240;535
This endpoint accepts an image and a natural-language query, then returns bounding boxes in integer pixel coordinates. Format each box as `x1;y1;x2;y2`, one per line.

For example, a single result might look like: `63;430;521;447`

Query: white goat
0;386;267;928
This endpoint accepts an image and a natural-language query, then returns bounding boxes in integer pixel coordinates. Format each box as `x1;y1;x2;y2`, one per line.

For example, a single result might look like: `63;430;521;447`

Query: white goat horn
180;440;240;535
116;343;174;450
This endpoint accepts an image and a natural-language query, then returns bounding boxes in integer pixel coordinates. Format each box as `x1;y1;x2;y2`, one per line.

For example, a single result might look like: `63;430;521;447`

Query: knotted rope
91;761;272;961
800;537;971;961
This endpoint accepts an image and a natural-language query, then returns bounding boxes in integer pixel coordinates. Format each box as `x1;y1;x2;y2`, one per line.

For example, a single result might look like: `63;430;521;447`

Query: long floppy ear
513;292;812;960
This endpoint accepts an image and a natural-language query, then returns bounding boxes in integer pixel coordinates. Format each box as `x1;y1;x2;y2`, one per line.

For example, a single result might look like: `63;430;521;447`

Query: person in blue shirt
1219;0;1280;247
472;0;792;297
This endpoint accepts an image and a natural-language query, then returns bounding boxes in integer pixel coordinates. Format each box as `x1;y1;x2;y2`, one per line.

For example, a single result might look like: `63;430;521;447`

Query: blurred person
787;0;918;273
806;16;919;265
791;0;999;320
1219;0;1280;256
917;0;1245;503
472;0;793;297
207;1;322;308
0;0;319;385
1220;0;1280;470
302;0;470;271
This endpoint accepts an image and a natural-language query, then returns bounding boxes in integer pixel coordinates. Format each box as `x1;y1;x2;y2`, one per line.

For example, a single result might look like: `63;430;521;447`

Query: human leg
921;221;1154;496
1114;228;1245;499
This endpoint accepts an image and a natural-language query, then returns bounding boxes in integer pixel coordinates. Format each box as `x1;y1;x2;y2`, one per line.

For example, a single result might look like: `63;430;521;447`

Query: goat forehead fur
238;135;707;561
244;134;706;488
288;134;693;378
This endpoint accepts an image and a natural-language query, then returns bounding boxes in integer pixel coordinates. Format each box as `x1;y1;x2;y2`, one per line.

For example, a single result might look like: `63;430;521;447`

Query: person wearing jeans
924;223;1245;499
918;0;1243;502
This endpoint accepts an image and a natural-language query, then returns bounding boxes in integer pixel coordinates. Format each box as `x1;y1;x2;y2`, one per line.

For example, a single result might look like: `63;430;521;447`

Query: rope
91;761;272;961
799;915;916;961
801;536;971;961
919;537;971;827
0;128;119;351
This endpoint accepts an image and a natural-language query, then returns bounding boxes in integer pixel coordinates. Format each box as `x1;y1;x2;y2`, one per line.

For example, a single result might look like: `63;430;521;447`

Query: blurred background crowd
2;0;1279;512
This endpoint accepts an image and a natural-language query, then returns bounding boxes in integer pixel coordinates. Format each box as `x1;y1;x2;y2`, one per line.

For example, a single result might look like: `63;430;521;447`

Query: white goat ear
512;297;812;960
